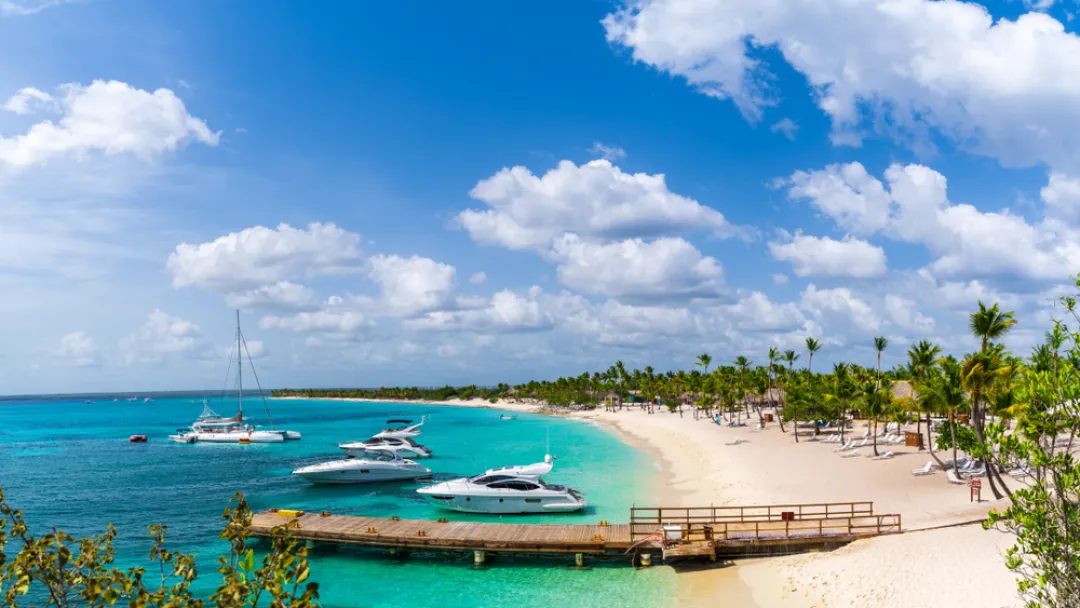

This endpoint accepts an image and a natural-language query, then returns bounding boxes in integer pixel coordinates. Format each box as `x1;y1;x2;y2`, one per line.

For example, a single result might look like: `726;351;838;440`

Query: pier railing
629;502;884;541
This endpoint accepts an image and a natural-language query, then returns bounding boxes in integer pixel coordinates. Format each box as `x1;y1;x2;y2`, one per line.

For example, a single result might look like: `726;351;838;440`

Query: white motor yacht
339;436;432;459
292;449;431;484
373;417;426;439
416;455;585;514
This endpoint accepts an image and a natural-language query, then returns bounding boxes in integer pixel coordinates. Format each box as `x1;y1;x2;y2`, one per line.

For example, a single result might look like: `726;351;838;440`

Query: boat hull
417;492;586;514
293;462;431;484
171;431;284;444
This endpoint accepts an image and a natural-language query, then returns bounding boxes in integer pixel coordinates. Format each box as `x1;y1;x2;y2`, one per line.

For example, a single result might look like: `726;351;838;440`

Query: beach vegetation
0;488;319;607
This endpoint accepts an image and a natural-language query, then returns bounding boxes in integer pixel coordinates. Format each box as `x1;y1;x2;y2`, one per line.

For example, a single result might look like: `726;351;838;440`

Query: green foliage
934;420;978;453
0;487;319;607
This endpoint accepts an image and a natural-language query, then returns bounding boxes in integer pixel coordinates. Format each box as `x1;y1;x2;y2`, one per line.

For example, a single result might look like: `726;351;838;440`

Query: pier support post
304;539;315;550
473;550;485;567
639;553;652;567
575;553;584;568
389;548;398;557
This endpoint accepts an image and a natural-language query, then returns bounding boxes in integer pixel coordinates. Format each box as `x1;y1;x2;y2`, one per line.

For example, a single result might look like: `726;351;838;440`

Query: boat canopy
386;419;413;424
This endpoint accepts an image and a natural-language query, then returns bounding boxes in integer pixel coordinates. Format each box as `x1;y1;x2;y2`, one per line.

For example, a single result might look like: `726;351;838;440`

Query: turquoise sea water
0;397;676;607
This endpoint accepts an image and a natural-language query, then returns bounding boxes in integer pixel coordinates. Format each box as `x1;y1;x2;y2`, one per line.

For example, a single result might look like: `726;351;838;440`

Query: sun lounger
947;469;965;484
960;459;978;473
911;461;934;476
840;450;861;458
835;440;856;452
871;450;895;460
963;464;986;478
725;438;748;446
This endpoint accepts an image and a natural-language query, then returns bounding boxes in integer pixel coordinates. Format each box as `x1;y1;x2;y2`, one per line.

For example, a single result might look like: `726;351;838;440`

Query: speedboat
292;449;431;484
339;436;432;459
373;417;426;439
144;397;153;403
416;455;586;514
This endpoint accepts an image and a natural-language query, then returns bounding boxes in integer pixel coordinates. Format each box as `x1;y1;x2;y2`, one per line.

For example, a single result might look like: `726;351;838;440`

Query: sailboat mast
236;309;243;418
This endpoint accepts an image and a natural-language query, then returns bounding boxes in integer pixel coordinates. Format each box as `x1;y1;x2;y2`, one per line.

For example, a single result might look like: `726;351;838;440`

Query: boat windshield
467;474;516;485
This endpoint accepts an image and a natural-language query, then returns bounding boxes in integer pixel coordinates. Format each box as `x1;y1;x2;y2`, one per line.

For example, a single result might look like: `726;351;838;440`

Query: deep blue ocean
0;397;675;607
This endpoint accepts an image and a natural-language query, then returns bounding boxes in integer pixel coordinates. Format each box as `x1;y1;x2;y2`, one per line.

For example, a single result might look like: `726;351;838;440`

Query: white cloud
1040;172;1080;221
884;295;935;333
604;0;1080;171
771;273;789;285
785;162;1080;279
720;291;805;332
3;87;53;114
801;284;880;333
168;223;364;292
411;286;567;333
589;141;627;161
224;281;318;312
260;310;370;336
0;80;219;171
551;233;725;299
459;159;738;250
770;118;798;140
225;338;267;360
368;254;458;317
57;330;98;366
469;271;487;285
768;232;887;278
120;310;203;365
0;0;75;16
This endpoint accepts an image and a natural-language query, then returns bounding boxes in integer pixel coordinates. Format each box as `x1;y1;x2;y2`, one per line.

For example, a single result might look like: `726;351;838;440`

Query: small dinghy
129;435;148;443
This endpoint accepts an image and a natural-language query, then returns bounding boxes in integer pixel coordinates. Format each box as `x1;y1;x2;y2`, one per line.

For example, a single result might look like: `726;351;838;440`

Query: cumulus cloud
0;80;219;170
469;271;487;285
459;159;738;250
260;310;370;336
1040;172;1080;221
771;273;789;285
167;223;364;292
224;281;318;312
410;286;569;333
551;234;725;299
120;310;204;365
56;330;98;366
801;284;880;333
368;254;458;317
720;291;806;332
768;233;887;278
3;87;53;114
604;0;1080;171
784;162;1080;280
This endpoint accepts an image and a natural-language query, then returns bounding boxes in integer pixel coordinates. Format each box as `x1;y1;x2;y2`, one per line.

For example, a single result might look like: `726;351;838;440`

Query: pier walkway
250;501;901;565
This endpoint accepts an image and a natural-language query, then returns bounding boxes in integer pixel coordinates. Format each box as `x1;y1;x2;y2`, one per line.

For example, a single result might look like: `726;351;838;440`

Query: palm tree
696;353;712;375
860;379;892;457
874;337;888;389
805;338;821;374
970;301;1017;352
824;363;856;442
961;349;1012;499
614;360;628;411
767;347;784;432
907;340;941;446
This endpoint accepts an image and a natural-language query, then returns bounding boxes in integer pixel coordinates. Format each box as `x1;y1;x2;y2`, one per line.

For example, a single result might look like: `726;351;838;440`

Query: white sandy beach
277;396;1022;608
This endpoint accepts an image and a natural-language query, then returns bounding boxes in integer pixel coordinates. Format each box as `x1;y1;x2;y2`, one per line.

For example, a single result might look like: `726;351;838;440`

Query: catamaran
170;312;301;445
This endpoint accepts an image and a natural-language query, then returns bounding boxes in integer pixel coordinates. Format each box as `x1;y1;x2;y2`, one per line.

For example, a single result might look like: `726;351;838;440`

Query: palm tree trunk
925;417;946;469
872;419;879;457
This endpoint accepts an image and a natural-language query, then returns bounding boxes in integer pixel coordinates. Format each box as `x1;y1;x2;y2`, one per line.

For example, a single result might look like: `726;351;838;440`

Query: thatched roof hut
890;380;917;401
748;388;786;405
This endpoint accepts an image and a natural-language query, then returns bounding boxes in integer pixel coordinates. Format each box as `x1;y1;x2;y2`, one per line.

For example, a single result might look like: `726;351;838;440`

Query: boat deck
250;501;902;563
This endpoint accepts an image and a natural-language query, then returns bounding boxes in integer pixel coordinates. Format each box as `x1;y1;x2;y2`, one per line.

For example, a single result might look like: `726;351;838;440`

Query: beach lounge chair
725;437;748;446
963;464;987;478
911;461;934;476
835;440;856;452
871;450;895;460
840;450;861;458
960;459;978;473
947;469;966;484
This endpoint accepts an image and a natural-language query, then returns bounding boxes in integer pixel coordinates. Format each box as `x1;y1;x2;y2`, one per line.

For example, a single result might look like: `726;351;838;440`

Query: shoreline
274;396;1021;608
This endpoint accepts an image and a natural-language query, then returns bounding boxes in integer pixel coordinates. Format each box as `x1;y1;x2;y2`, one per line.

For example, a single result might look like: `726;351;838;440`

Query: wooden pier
250;501;901;565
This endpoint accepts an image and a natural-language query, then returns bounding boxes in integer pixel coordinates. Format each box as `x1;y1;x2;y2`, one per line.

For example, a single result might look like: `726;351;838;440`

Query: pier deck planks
251;508;899;560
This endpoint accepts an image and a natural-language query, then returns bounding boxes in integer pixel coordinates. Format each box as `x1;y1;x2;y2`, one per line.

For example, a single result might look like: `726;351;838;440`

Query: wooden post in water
575;553;584;568
473;550;486;567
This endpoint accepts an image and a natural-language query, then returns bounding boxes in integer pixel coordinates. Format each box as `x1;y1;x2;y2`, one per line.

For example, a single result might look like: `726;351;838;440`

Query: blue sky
2;0;1079;393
